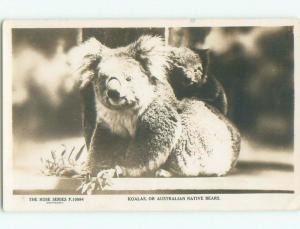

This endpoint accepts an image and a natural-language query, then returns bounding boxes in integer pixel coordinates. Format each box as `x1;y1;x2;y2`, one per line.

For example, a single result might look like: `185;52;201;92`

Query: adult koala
68;35;240;191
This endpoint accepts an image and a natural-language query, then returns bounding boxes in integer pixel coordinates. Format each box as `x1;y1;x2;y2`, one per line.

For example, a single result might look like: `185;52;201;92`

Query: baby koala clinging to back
68;35;240;188
167;46;228;115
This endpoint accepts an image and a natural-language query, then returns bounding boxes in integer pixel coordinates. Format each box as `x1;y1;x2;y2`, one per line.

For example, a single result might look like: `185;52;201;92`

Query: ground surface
12;136;294;194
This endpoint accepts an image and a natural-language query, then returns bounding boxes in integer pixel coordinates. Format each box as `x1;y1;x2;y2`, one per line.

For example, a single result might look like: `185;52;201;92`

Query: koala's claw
97;166;123;179
77;179;99;195
76;174;97;195
94;168;119;190
77;174;101;195
77;167;122;195
97;169;116;179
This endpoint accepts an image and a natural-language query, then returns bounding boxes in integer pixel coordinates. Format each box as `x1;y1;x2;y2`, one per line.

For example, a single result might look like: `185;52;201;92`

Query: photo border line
13;189;295;195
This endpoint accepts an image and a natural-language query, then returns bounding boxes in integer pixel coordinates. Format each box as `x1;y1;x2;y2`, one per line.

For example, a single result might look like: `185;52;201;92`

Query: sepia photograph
2;19;299;211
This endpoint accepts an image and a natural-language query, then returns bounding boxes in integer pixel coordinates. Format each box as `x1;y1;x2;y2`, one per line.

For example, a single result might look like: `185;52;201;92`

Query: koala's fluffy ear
127;35;169;82
68;38;105;89
192;48;210;75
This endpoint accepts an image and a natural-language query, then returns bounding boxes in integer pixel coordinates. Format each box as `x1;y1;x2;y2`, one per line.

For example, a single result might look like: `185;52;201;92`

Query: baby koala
167;47;228;115
68;35;240;193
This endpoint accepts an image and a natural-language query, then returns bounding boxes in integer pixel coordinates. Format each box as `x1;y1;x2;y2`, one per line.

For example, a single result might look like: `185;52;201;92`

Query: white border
2;19;300;211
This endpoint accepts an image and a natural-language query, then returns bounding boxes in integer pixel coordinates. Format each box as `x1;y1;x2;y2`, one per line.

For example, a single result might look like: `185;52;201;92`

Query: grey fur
69;35;241;177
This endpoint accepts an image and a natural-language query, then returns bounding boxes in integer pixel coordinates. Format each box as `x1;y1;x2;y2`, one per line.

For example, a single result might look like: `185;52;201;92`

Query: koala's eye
126;76;132;81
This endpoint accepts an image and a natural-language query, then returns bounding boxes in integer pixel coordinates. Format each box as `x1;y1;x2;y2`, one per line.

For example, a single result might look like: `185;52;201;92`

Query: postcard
2;19;299;211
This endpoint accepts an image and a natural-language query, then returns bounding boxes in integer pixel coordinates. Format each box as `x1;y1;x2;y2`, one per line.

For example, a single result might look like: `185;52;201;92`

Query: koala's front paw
77;173;100;195
78;166;123;195
97;166;123;179
77;173;109;195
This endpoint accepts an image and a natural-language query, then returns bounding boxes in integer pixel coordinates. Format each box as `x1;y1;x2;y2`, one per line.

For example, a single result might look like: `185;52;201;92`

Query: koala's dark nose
107;89;120;100
106;78;122;100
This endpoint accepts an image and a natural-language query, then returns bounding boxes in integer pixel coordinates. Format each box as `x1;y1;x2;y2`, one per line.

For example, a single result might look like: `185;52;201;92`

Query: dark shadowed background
11;26;294;195
12;26;294;165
